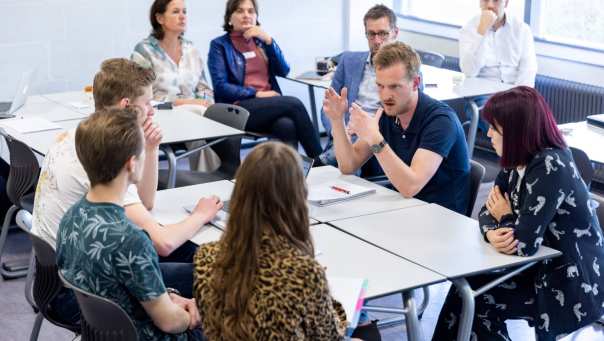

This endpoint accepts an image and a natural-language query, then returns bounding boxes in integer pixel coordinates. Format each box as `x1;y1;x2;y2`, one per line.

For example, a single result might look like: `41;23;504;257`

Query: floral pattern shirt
57;197;188;340
132;35;213;102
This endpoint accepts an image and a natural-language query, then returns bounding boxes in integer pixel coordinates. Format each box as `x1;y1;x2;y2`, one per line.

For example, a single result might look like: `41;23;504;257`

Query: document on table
308;181;376;206
185;204;318;230
0;117;62;134
189;225;223;245
327;276;368;332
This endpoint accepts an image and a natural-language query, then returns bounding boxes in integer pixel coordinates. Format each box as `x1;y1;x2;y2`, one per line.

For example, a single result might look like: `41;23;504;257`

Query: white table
329;203;562;341
152;180;235;226
287;64;513;156
152;180;319;230
559;121;604;165
2;91;245;189
43;91;94;115
307;166;426;222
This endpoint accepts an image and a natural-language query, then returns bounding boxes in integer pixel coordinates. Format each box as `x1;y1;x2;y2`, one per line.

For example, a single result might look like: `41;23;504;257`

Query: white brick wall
0;0;348;100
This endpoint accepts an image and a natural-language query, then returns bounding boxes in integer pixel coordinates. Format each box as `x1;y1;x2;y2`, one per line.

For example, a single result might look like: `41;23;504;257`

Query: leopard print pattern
193;235;347;340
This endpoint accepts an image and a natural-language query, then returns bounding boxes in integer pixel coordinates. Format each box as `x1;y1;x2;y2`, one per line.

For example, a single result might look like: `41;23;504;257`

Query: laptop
587;114;604;129
0;70;35;119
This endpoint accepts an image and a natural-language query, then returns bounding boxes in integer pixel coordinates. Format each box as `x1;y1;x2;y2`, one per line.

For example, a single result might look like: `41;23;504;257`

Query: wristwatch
166;287;181;295
370;140;387;154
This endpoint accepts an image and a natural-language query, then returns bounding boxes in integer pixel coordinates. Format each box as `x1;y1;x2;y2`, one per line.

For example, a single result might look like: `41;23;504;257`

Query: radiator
536;75;604;124
442;56;604;124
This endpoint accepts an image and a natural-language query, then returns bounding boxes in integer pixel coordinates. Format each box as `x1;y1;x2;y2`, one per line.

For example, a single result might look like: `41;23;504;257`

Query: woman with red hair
433;86;604;340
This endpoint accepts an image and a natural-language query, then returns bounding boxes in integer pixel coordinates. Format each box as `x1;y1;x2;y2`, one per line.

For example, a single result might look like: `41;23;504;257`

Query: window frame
394;0;604;66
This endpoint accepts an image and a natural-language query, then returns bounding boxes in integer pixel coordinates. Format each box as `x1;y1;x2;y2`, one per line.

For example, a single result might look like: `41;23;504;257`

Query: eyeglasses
365;30;391;39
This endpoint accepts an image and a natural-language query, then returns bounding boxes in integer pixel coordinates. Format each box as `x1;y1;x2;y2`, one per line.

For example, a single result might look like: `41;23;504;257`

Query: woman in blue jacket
208;0;322;159
433;86;604;340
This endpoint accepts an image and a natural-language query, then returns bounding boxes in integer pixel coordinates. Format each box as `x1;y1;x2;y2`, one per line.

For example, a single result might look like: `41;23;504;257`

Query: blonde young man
32;59;221;300
324;42;470;214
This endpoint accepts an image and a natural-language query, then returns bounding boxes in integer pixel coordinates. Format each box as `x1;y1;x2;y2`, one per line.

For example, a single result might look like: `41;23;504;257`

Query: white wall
0;0;344;101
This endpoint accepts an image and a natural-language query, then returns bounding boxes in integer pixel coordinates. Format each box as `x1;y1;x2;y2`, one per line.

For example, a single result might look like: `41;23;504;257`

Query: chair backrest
1;130;40;205
58;271;138;341
467;160;486;217
569;147;594;188
204;104;250;176
15;210;81;333
417;50;445;68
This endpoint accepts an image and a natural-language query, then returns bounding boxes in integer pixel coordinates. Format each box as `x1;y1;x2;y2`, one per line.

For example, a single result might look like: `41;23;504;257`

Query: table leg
402;290;423;341
162;145;177;189
466;99;479;159
307;84;320;135
452;262;538;341
452;277;475;341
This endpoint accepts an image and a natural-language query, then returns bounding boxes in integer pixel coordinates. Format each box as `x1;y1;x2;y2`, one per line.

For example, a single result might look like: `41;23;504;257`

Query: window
399;0;525;27
396;0;604;52
537;0;604;50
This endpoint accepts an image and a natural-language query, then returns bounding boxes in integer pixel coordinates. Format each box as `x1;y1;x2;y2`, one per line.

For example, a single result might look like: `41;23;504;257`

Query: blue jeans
160;262;194;298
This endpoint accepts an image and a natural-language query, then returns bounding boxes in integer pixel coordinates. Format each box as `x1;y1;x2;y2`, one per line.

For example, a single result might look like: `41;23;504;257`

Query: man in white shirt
459;0;537;131
32;58;221;298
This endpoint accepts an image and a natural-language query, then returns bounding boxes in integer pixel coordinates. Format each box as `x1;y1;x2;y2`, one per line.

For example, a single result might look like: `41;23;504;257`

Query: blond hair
372;41;421;80
93;58;155;111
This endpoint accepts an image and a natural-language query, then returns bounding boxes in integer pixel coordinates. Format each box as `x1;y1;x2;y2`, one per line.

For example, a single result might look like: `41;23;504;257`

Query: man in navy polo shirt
323;41;470;214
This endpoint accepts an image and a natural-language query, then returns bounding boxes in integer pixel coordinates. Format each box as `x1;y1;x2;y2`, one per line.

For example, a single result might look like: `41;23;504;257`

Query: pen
331;185;350;194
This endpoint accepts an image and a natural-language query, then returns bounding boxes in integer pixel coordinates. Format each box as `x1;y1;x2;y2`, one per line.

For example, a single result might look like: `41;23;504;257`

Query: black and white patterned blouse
479;148;604;336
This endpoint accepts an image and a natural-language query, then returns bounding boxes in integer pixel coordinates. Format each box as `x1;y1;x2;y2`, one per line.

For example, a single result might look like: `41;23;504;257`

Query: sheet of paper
0;117;62;134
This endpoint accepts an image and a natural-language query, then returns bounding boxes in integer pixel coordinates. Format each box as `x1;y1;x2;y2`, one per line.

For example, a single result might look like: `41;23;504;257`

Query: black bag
350;320;382;341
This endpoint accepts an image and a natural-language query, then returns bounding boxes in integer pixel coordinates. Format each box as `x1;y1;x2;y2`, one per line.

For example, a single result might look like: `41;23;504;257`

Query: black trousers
238;95;322;158
158;240;198;298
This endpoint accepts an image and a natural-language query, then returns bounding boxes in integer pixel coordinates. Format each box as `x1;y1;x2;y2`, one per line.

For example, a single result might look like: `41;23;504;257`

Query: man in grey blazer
319;4;399;171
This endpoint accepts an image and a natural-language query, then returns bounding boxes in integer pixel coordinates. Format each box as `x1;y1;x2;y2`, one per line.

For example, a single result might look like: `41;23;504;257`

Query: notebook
327;276;369;333
0;117;62;134
308;181;376;207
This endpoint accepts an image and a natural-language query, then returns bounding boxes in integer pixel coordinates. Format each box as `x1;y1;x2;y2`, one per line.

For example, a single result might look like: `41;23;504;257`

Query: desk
287;65;513;157
2;91;244;189
43;91;94;115
559;121;604;165
329;203;562;341
152;180;319;229
307;166;425;222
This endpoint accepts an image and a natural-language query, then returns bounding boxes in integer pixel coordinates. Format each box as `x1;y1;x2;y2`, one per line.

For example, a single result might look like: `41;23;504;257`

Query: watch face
371;141;385;153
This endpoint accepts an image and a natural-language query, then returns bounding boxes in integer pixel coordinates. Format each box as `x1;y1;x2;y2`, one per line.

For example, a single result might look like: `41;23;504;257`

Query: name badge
243;51;257;59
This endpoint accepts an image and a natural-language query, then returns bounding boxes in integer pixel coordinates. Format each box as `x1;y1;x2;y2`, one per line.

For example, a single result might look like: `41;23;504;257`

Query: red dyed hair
483;86;566;168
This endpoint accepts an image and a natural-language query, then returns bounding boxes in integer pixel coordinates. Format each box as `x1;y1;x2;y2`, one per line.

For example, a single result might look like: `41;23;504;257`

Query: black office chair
15;210;81;341
467;160;486;218
58;271;138;341
0;130;39;279
158;103;249;188
569;146;594;188
417;50;445;68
